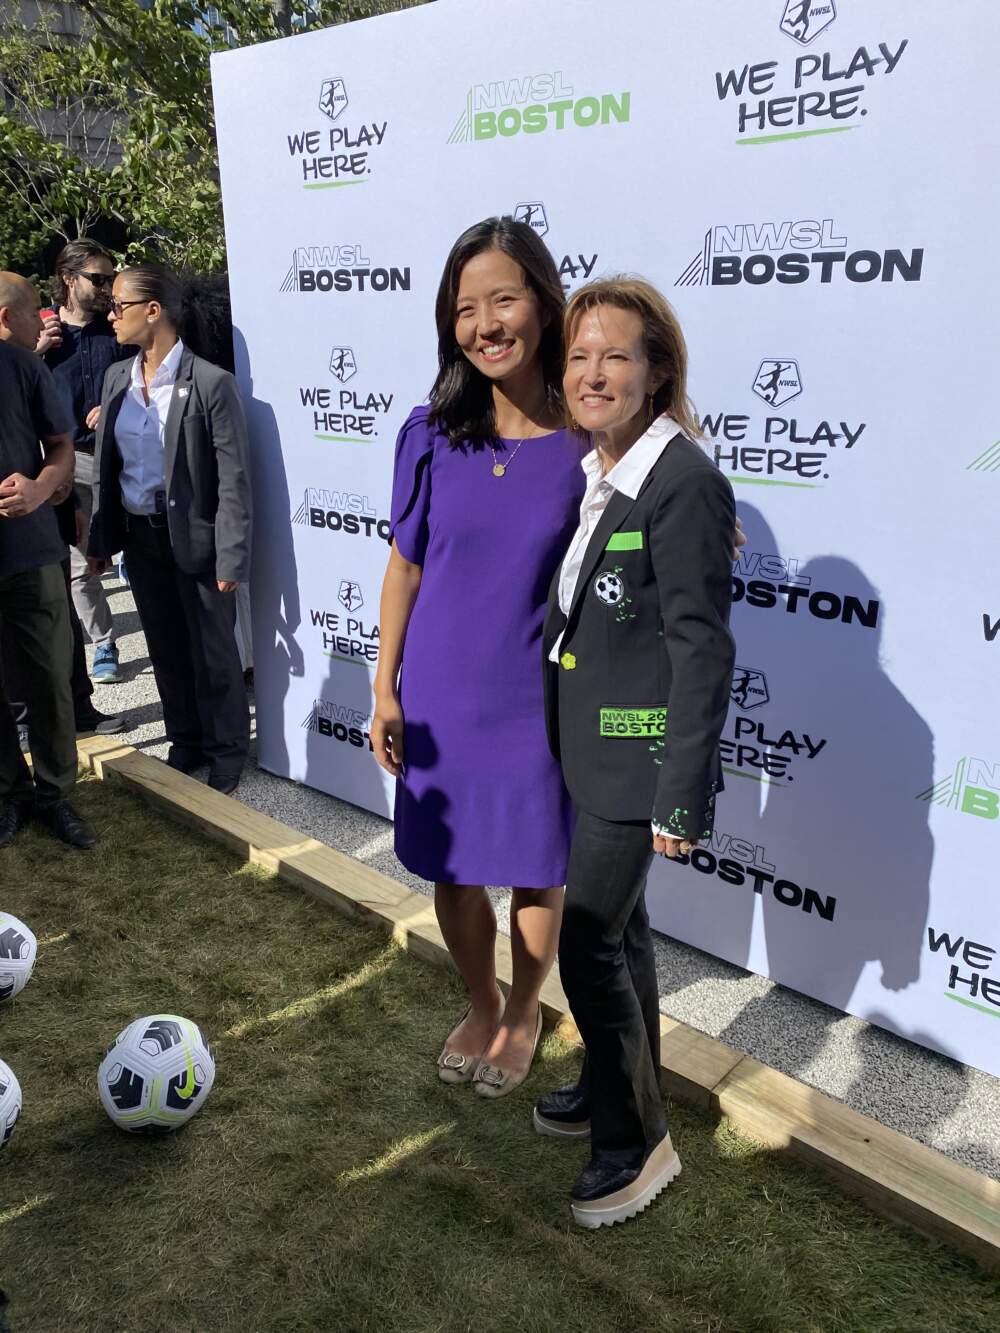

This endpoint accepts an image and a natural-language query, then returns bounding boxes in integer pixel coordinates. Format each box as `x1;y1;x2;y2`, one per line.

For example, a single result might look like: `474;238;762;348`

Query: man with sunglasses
39;239;134;695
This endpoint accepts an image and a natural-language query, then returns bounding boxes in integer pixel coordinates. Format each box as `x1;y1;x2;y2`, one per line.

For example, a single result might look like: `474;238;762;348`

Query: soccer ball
0;912;37;1001
98;1015;215;1134
0;1058;21;1149
594;572;625;606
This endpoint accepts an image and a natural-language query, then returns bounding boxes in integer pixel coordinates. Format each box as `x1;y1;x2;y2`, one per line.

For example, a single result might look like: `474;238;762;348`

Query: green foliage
0;0;422;273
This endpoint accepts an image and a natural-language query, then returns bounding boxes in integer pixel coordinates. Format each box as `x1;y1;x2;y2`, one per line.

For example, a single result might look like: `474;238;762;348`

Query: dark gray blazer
89;344;252;584
542;432;735;843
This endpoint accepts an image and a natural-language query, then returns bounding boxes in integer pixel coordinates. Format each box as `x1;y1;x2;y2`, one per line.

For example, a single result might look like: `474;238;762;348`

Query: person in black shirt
38;239;133;687
0;272;97;849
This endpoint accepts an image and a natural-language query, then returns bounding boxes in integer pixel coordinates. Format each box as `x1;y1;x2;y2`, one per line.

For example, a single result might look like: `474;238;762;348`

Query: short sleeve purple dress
389;406;585;888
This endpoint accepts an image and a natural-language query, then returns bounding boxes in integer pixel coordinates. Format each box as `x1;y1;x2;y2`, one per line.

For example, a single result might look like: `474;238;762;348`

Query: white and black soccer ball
98;1015;215;1134
0;912;37;1002
594;572;625;606
0;1058;22;1150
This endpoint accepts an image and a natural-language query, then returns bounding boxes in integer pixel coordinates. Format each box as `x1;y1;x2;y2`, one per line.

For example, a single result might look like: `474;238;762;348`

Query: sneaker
569;1134;682;1230
76;709;125;736
117;556;129;587
91;644;122;684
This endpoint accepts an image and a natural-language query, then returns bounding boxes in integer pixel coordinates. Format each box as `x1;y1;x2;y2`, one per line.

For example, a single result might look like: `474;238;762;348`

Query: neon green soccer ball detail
98;1014;215;1134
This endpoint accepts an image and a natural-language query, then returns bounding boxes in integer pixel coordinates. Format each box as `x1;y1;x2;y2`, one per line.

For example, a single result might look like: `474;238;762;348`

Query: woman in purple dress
372;218;583;1098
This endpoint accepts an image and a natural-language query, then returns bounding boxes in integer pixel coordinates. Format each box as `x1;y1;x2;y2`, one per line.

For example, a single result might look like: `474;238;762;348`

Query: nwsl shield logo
329;347;357;383
731;667;769;710
753;359;802;408
338;580;363;612
779;1;836;45
319;78;348;121
514;202;549;237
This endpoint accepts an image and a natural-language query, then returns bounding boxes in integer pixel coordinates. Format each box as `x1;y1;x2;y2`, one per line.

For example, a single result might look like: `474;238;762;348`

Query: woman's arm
371;541;422;776
649;463;736;848
207;371;253;588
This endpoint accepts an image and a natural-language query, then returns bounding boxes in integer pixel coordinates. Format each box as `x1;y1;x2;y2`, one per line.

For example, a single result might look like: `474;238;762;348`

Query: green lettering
498;108;521;136
522;104;547;134
599;706;667;738
548;98;573;129
573;96;601;127
473;111;496;139
601;92;631;125
962;785;999;820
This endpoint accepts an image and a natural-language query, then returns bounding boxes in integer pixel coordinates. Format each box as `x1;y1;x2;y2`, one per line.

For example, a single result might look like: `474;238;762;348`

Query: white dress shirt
550;415;686;844
115;338;184;515
550;415;679;660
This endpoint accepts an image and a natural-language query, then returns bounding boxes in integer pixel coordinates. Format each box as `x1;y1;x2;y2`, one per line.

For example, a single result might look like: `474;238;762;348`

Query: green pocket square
606;531;643;552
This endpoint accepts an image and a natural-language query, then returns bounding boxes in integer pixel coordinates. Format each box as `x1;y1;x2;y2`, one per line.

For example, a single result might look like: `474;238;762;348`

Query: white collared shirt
550;415;679;660
115;338;184;515
550;415;683;844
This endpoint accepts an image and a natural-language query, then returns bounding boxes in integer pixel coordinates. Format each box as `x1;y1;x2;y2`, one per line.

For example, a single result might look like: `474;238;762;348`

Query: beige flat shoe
437;995;503;1085
472;1007;543;1100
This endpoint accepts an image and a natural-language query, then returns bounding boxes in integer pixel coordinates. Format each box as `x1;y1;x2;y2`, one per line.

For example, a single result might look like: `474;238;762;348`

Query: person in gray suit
87;264;252;793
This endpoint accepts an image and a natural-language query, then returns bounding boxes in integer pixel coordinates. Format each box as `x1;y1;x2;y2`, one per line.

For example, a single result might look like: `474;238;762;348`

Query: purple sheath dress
389;406;585;888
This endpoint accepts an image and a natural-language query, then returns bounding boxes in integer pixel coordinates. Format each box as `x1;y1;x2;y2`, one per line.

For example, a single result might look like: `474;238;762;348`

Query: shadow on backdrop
660;502;943;1077
232;328;303;778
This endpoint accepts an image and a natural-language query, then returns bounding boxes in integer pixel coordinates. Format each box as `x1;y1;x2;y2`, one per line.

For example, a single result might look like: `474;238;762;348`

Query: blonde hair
562;276;702;440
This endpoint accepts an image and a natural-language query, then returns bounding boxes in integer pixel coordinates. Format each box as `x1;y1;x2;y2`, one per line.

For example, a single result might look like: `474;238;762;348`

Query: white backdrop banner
212;0;1000;1078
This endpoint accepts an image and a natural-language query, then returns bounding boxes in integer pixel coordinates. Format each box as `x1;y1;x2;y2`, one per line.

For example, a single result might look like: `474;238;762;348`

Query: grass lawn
0;775;997;1333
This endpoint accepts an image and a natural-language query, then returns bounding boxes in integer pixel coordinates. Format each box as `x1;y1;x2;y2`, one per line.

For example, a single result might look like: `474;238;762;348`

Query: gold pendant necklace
489;437;526;478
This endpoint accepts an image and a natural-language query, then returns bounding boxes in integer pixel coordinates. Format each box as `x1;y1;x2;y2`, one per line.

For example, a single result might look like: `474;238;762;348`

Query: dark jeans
123;517;248;776
559;810;667;1161
0;563;77;805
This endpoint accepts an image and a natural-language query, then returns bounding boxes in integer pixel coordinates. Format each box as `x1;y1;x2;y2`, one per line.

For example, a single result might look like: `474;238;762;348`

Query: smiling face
563;304;661;441
453;248;546;387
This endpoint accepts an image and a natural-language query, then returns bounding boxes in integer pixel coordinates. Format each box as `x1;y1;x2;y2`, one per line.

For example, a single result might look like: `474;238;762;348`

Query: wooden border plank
77;737;1000;1269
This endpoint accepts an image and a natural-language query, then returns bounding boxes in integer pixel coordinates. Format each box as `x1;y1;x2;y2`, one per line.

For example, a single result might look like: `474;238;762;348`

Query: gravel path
89;574;1000;1181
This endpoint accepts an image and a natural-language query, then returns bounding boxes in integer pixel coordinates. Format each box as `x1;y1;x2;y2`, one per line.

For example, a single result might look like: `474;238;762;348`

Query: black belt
123;511;169;530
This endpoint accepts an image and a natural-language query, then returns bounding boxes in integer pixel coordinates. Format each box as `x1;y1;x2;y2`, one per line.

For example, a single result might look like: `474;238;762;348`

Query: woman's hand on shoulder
371;691;405;777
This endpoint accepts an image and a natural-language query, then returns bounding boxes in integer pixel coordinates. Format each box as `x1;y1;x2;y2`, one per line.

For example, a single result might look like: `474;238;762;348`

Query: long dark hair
51;238;113;307
428;217;565;448
116;263;212;361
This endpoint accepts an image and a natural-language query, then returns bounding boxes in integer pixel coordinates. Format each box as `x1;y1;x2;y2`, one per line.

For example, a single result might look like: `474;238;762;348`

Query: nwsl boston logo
675;218;923;287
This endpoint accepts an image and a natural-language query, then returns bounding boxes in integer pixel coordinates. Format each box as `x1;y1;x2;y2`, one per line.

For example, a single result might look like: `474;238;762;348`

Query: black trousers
123;518;248;776
3;557;92;725
0;563;77;805
559;810;667;1161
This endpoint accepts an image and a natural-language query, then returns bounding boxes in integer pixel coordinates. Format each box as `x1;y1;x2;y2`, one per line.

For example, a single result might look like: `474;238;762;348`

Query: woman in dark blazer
537;277;735;1229
87;264;252;793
